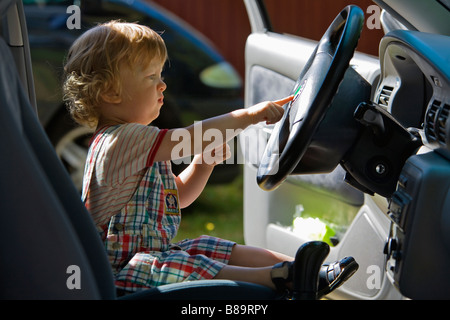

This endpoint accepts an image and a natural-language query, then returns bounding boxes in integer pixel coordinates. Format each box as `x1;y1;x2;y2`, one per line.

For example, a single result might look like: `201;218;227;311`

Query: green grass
173;172;245;245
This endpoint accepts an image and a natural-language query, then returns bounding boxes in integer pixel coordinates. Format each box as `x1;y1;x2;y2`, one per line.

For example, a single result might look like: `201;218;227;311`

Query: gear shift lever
292;241;330;300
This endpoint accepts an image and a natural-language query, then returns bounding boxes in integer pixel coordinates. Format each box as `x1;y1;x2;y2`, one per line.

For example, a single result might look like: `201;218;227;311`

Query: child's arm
154;96;294;163
175;143;230;208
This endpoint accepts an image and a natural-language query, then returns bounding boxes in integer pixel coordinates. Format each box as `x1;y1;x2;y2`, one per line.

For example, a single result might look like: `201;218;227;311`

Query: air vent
425;100;440;142
378;86;394;107
425;100;449;147
437;104;449;144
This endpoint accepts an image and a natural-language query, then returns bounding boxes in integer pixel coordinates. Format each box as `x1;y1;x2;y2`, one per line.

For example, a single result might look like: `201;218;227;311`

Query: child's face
118;60;167;125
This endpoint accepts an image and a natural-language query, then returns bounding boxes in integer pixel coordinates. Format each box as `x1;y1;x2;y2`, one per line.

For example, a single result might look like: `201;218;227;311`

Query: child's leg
213;244;293;290
228;244;293;267
213;264;277;290
215;243;359;298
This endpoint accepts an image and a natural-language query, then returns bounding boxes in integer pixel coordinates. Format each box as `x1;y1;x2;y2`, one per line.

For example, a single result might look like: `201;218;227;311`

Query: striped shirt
82;123;167;230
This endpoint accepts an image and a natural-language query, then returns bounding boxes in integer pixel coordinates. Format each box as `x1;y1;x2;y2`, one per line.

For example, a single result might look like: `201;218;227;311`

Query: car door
240;0;403;299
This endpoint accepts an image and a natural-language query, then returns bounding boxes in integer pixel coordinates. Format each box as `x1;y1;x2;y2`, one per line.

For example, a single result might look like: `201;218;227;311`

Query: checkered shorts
115;235;235;291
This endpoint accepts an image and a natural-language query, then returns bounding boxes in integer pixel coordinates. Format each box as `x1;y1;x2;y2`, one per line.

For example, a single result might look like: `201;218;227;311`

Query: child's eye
148;74;164;80
148;74;164;82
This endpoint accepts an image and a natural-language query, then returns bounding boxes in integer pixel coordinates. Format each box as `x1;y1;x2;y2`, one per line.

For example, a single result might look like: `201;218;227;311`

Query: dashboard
374;29;450;299
376;30;450;151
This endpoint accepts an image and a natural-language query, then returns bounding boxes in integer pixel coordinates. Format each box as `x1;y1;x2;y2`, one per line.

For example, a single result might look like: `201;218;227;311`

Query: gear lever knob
292;241;330;300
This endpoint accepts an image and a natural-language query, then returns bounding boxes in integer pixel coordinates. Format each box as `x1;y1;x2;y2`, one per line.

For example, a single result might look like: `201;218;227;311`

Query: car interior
1;0;450;300
241;0;450;300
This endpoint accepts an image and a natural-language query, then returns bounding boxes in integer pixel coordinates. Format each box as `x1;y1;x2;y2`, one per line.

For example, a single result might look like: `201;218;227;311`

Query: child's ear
100;87;122;104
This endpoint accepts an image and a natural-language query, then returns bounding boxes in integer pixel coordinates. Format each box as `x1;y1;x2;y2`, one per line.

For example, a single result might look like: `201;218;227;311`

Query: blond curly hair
63;21;168;128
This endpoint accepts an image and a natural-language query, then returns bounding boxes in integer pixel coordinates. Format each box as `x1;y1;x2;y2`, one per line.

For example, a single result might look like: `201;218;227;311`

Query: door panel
241;0;401;299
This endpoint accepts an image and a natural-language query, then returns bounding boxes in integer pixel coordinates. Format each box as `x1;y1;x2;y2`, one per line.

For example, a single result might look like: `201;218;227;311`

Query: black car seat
0;0;277;300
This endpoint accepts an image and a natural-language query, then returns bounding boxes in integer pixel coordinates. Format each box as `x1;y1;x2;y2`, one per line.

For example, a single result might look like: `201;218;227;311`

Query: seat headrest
0;0;17;19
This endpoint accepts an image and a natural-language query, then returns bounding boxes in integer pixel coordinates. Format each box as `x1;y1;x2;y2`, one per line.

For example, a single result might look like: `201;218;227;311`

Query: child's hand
201;143;231;166
247;95;294;125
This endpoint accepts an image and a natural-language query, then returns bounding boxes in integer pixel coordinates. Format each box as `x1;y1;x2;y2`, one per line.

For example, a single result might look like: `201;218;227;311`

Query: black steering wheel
257;5;365;191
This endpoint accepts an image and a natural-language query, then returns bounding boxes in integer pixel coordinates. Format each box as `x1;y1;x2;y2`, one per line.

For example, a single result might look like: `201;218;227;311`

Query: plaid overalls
82;124;235;292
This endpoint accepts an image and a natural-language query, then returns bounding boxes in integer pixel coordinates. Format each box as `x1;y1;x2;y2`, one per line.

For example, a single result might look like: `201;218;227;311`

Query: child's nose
159;79;167;91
